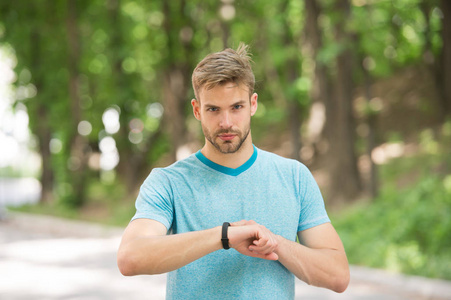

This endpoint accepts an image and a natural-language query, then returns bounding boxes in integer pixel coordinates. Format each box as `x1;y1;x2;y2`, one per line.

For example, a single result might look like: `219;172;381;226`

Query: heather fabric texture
132;146;330;300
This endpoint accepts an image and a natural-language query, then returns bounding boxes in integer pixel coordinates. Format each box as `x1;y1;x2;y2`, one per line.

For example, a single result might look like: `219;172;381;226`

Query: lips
218;134;236;141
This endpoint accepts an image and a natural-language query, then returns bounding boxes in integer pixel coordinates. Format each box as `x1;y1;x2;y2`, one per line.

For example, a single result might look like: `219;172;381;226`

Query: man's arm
117;219;223;276
244;221;350;293
117;219;279;276
278;223;349;293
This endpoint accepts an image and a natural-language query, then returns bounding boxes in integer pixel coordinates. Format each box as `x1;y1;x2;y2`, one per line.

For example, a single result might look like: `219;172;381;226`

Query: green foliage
333;124;451;280
335;173;451;279
2;2;450;279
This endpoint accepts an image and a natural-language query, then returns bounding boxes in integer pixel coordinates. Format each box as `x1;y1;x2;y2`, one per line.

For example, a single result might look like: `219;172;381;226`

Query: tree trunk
420;0;447;121
288;101;302;161
362;60;379;198
329;0;361;202
274;0;303;161
66;0;90;207
440;0;451;115
126;124;165;195
37;105;54;203
220;1;231;49
30;19;54;204
304;0;333;159
162;0;192;162
284;44;302;160
107;0;142;197
104;0;170;199
163;68;189;162
357;4;379;198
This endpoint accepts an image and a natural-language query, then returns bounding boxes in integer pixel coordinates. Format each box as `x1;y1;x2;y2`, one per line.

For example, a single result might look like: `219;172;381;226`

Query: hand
228;220;279;261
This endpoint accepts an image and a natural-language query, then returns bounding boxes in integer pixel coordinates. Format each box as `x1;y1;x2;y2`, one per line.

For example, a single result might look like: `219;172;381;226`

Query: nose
219;111;232;129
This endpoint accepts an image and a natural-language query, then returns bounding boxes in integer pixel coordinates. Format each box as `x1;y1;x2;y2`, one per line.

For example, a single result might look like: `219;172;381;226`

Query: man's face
192;82;258;154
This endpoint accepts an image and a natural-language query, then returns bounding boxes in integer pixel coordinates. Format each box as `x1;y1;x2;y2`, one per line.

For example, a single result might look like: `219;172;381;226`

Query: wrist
273;234;283;255
213;226;223;250
205;226;223;251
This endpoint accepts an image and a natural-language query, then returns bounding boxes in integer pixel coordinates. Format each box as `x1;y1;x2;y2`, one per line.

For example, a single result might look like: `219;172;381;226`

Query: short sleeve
131;168;174;230
297;164;330;232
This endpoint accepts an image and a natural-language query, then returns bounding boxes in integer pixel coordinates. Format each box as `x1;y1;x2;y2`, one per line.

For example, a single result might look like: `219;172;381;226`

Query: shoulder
255;147;317;187
156;153;200;174
142;153;201;185
256;148;309;172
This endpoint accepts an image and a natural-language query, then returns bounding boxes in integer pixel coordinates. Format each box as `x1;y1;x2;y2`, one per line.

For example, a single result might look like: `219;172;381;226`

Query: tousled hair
192;43;255;101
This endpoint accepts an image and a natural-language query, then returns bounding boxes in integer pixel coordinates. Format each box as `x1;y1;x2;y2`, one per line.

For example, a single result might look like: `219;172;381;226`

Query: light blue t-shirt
132;146;330;299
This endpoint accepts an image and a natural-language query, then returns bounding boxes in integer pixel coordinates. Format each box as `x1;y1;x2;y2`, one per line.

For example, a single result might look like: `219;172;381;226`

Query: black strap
221;222;231;250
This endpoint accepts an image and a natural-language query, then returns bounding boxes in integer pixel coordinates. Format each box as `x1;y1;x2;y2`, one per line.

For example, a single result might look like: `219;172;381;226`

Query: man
117;43;349;299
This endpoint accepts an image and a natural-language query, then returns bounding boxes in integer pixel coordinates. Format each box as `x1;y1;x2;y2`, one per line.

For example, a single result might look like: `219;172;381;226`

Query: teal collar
195;145;258;176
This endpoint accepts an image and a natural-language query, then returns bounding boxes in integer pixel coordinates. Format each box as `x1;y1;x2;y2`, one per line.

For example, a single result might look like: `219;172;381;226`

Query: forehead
199;82;249;105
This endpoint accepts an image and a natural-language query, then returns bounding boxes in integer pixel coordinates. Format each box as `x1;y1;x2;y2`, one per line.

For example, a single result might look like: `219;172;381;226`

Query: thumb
264;252;279;261
250;251;279;261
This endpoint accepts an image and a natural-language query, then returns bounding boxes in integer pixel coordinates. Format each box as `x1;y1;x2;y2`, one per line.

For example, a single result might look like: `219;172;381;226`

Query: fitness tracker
221;222;231;250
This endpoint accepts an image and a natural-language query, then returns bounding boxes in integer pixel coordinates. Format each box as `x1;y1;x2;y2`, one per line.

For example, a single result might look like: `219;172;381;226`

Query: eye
207;107;218;112
233;105;243;110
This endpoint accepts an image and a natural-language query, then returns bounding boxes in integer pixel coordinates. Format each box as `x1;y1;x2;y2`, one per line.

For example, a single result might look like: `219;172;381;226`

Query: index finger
230;220;248;226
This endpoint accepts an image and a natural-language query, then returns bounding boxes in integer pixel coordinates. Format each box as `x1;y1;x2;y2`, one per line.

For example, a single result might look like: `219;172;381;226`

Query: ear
250;93;258;116
191;99;201;121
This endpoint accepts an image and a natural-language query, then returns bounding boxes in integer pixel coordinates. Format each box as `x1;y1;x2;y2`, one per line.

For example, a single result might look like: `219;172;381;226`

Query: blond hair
192;43;255;100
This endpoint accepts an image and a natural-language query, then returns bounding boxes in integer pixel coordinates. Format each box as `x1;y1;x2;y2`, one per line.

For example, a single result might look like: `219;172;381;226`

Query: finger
248;250;279;261
251;236;279;253
249;243;274;254
252;240;270;251
253;234;269;247
254;228;279;249
265;252;279;261
230;220;248;226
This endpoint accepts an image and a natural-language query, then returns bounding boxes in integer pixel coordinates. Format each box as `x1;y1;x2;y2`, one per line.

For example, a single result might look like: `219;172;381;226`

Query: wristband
221;222;231;250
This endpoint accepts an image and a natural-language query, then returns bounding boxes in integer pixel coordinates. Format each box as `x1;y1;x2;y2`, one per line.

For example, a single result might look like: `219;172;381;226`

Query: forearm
275;237;349;293
118;226;223;276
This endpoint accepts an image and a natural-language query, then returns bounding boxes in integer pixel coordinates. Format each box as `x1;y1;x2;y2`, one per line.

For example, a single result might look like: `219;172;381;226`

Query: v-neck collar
195;145;258;176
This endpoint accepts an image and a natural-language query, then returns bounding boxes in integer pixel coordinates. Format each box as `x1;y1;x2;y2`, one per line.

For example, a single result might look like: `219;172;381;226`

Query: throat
202;140;254;169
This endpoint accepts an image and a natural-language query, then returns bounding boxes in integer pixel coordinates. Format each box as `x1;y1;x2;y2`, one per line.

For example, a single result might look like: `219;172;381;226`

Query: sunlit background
0;1;451;298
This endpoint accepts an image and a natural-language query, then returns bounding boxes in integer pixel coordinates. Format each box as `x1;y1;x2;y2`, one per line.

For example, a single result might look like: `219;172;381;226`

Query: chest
171;170;301;240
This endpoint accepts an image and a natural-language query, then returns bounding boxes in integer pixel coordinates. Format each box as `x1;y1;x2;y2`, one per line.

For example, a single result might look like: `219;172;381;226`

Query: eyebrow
204;100;248;109
232;100;247;106
204;104;219;109
229;100;248;108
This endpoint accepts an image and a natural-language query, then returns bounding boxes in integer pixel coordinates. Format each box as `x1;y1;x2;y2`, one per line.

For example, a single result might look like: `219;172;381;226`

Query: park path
1;212;451;300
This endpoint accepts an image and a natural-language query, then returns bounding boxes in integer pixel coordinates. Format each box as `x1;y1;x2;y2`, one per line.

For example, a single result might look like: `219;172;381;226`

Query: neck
201;137;254;169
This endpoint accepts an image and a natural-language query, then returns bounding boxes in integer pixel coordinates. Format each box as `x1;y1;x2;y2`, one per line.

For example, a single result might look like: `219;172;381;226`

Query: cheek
236;112;251;123
200;114;215;124
199;116;218;132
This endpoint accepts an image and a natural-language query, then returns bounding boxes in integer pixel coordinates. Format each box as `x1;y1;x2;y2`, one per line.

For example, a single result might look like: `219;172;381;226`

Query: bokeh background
1;0;450;281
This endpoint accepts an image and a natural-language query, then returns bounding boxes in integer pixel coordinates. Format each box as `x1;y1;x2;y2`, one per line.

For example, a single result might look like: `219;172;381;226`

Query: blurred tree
418;0;447;120
303;0;332;158
0;1;68;203
161;0;196;162
106;0;161;196
262;0;305;161
0;0;447;208
353;2;380;198
440;0;451;116
66;0;91;206
328;0;362;202
282;0;304;161
29;5;55;204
